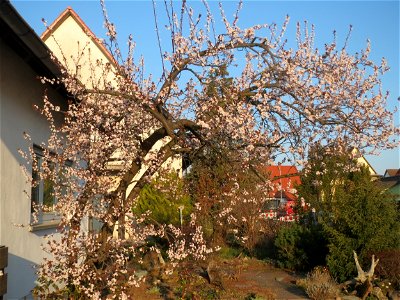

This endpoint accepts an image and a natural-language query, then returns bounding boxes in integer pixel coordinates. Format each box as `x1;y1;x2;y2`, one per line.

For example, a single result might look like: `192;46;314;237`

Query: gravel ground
129;258;309;299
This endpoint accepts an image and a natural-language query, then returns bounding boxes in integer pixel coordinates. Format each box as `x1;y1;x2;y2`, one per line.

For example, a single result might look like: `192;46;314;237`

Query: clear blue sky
12;0;400;174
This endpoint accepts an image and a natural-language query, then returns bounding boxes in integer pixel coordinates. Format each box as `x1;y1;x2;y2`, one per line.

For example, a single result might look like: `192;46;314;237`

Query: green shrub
298;146;400;282
218;246;241;259
133;172;192;227
274;223;327;271
274;223;308;270
244;293;268;300
324;169;400;282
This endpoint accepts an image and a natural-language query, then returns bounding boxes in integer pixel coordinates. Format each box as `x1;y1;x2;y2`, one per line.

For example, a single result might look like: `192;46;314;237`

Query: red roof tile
264;165;301;201
384;169;400;177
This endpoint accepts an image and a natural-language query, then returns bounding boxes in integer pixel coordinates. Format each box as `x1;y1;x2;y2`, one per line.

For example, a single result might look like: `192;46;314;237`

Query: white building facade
0;2;67;298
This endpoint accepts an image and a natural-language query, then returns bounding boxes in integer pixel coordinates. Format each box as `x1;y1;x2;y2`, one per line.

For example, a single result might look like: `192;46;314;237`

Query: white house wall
0;37;64;299
351;148;378;176
43;13;117;89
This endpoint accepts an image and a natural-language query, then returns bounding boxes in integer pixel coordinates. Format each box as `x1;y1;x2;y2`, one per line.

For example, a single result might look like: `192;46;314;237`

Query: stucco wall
0;36;64;299
351;148;377;176
43;14;116;88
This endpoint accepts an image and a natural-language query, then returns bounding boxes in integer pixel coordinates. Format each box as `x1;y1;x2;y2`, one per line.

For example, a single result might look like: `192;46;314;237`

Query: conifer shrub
274;223;308;270
133;172;192;227
274;223;328;271
324;169;400;282
298;145;400;282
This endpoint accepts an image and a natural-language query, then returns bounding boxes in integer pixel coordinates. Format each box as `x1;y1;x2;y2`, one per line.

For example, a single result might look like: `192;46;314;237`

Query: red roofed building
383;168;400;178
261;165;301;218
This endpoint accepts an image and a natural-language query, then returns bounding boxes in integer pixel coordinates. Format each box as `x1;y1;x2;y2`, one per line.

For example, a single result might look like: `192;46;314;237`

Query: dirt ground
129;258;309;300
222;259;308;300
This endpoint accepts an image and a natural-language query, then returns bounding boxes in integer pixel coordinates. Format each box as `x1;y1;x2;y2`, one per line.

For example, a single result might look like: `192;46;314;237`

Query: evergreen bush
324;168;400;282
298;145;400;282
274;223;327;271
133;172;192;227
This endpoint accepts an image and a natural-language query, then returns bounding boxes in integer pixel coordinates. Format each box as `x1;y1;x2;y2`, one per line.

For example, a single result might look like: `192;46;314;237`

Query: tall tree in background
27;0;399;297
187;147;271;255
298;146;400;282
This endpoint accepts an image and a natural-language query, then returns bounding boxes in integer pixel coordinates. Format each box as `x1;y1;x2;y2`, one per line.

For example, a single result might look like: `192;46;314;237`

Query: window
262;199;280;211
31;146;59;225
31;145;71;227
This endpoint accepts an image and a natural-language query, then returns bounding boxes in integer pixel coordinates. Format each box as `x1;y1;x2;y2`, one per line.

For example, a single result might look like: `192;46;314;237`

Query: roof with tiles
264;165;301;201
384;168;400;178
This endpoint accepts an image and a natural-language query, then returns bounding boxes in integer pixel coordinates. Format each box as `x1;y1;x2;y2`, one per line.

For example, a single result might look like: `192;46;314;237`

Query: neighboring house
0;1;67;298
350;148;380;180
383;168;400;178
41;6;116;89
261;165;301;219
377;168;400;202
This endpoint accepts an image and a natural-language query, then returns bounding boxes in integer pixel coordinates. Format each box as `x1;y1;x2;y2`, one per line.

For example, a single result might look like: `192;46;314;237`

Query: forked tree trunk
353;251;379;283
353;251;380;300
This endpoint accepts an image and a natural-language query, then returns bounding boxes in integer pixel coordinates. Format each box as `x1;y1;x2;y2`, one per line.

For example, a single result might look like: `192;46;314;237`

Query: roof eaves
0;0;62;78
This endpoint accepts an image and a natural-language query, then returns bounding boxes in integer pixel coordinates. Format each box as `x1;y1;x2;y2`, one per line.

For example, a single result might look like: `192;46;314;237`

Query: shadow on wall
7;253;37;300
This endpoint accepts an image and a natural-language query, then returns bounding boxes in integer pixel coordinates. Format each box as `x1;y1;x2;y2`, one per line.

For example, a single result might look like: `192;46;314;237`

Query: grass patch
218;246;242;259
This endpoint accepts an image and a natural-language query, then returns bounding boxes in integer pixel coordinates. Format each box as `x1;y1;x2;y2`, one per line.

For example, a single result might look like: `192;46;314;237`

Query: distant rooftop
383;168;400;178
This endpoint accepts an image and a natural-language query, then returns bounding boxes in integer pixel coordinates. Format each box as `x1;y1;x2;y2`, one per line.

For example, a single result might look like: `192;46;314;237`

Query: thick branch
125;139;177;203
155;39;278;104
